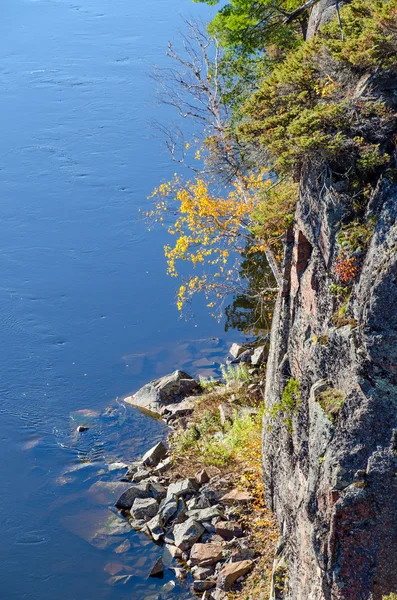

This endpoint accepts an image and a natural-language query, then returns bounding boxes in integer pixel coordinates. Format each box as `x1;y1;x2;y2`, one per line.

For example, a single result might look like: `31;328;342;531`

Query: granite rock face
263;62;397;600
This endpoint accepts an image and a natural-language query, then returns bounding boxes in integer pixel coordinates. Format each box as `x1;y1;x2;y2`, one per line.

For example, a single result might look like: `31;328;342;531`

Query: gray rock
148;481;167;501
173;518;205;550
229;344;245;359
132;468;152;483
167;478;199;498
142;441;168;467
130;497;158;521
251;345;268;366
146;513;164;542
115;484;151;510
162;397;198;418
231;349;253;364
192;566;215;580
193;580;216;593
152;456;173;475
77;425;89;432
124;370;201;413
186;495;211;510
187;505;224;523
219;404;233;427
158;497;178;523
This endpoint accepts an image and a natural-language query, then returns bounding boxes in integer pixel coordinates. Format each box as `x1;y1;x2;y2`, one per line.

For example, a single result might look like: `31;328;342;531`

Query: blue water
0;1;240;598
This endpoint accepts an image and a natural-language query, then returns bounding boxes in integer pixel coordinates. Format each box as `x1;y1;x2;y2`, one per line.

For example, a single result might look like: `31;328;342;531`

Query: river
0;1;242;598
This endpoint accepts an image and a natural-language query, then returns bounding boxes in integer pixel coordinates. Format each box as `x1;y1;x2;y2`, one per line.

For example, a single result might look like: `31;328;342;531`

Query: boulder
158;497;178;523
215;521;243;540
173;518;205;550
219;490;253;505
142;441;168;467
190;543;223;567
187;495;211;510
251;345;268;366
167;478;199;498
146;514;165;542
124;370;201;413
216;559;253;591
115;484;151;510
229;344;245;359
130;497;158;521
148;481;167;501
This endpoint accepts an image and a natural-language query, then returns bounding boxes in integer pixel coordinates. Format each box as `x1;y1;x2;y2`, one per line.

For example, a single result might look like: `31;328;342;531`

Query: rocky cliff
263;2;397;599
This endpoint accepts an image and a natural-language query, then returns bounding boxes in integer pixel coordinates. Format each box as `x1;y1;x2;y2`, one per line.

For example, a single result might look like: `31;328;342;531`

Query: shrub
317;388;345;423
269;378;300;433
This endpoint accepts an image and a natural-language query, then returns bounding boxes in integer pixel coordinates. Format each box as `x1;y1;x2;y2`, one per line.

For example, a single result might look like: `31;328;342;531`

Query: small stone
108;462;129;472
190;543;223;567
195;470;210;485
149;557;163;578
130;497;158;521
219;404;233;427
115;484;151;510
167;478;199;497
187;495;211;510
153;455;173;475
132;468;152;483
162;580;176;593
192;565;215;580
193;580;216;593
77;425;89;432
229;343;245;359
187;505;224;522
173;518;205;550
173;567;187;582
217;560;253;591
142;441;168;467
129;518;147;530
219;490;253;505
215;521;243;540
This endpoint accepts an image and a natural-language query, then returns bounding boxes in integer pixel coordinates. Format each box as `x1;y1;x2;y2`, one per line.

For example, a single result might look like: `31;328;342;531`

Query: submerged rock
124;370;201;413
148;557;163;578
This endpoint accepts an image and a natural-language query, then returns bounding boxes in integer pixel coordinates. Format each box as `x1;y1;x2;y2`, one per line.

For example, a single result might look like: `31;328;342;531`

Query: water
0;1;242;598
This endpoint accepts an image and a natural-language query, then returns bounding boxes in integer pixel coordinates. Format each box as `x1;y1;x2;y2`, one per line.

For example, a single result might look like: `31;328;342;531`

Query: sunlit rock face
262;4;397;598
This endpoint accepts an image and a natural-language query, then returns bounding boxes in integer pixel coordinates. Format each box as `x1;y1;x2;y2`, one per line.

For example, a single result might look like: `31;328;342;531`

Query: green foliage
193;0;303;56
329;283;350;298
221;362;251;384
383;594;397;600
337;217;376;254
317;388;345;423
199;375;219;391
269;378;300;433
239;0;397;183
173;404;263;467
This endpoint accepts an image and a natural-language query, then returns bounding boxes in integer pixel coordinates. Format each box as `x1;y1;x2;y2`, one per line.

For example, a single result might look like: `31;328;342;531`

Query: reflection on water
0;0;242;597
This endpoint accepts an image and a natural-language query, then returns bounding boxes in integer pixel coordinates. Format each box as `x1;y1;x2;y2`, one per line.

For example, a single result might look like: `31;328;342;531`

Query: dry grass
166;380;279;597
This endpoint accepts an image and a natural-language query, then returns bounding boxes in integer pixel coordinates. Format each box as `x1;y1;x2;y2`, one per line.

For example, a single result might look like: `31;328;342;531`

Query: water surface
0;1;240;597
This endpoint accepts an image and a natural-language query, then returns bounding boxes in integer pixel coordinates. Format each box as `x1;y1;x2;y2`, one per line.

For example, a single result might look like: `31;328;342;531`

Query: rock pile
114;441;255;598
